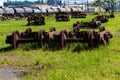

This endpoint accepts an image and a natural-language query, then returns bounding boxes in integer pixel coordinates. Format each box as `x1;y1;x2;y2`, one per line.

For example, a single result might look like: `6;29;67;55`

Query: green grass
0;14;120;80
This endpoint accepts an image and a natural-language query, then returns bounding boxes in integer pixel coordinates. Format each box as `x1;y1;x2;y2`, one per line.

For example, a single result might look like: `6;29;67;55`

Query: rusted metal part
46;28;99;48
72;15;108;29
27;14;45;25
73;20;99;29
98;30;113;45
58;29;99;48
55;8;70;21
6;27;113;49
6;28;46;49
49;27;56;32
95;15;109;23
55;13;70;21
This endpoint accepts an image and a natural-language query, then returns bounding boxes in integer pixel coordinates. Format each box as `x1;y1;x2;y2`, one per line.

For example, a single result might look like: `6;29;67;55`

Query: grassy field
0;13;120;80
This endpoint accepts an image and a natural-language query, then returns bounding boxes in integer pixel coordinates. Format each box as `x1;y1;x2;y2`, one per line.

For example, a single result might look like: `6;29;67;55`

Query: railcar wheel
103;34;109;45
67;31;72;38
88;36;93;48
110;14;115;18
87;31;95;48
38;30;46;47
25;28;32;33
88;30;99;48
60;31;66;48
38;30;43;47
43;22;45;25
12;31;19;49
50;27;56;32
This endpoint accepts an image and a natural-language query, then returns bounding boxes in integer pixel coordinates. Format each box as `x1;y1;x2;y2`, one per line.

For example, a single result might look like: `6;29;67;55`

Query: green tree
92;0;118;15
92;0;102;7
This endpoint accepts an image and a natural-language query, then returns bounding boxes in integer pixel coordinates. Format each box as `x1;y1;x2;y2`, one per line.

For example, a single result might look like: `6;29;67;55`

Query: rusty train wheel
67;31;72;38
12;31;19;49
88;30;98;48
25;28;32;33
88;31;94;48
43;22;45;25
38;30;43;47
38;30;46;47
60;31;66;48
88;37;93;48
50;27;56;32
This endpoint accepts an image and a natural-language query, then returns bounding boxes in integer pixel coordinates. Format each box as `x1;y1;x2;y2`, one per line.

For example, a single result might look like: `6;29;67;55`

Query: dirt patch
0;66;18;80
0;66;29;80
